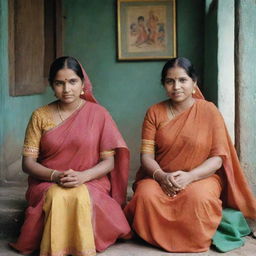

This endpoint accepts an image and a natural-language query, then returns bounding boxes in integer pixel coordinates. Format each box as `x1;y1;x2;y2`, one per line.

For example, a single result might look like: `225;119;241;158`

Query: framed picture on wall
117;0;176;60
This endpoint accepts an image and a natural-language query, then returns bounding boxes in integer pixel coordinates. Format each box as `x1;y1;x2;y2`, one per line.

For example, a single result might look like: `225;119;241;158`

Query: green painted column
0;0;8;181
204;0;235;140
235;0;256;193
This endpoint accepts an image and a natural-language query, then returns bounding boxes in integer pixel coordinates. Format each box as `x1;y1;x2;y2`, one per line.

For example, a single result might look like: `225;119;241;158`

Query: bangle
152;168;162;180
50;170;57;182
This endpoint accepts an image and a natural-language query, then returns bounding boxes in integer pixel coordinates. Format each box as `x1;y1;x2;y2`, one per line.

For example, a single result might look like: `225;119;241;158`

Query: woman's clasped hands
155;170;195;197
52;169;87;188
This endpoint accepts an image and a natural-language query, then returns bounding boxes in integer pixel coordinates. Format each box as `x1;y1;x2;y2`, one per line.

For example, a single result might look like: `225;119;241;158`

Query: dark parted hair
161;57;198;85
48;56;84;87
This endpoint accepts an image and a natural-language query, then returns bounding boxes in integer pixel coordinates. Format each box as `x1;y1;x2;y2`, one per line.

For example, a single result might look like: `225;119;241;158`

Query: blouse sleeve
100;150;115;159
141;107;157;154
23;111;42;158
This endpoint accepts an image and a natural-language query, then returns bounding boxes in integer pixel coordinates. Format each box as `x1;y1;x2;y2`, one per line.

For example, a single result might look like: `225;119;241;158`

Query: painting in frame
117;0;176;60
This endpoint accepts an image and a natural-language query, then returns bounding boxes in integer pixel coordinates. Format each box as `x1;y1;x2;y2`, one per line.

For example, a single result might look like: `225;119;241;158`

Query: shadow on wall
204;0;218;105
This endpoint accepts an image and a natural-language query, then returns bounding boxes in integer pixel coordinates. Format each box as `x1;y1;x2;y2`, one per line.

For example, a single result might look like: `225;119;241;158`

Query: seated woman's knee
186;183;216;206
135;179;160;202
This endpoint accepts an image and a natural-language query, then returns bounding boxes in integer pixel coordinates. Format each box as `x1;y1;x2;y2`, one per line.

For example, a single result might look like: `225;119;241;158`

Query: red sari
11;101;131;254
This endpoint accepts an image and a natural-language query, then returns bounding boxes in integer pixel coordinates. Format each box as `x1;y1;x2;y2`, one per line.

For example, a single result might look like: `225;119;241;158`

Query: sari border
161;99;199;130
42;100;88;137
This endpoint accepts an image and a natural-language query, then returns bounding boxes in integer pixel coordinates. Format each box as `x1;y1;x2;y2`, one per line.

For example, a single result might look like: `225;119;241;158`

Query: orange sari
125;98;256;252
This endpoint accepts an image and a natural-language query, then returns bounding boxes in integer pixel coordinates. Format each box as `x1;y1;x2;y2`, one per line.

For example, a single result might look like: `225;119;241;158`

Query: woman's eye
165;79;173;84
180;78;187;83
54;81;62;86
70;79;77;85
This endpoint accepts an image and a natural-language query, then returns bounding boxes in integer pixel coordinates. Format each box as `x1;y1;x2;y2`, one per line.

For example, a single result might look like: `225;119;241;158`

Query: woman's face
52;68;84;104
164;66;196;104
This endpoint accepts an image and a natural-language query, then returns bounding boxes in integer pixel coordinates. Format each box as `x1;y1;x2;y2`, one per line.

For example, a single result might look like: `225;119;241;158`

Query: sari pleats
125;175;223;252
86;182;131;252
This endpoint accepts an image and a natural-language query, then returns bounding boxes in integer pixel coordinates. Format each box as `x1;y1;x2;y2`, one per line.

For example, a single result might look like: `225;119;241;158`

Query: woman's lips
172;92;183;97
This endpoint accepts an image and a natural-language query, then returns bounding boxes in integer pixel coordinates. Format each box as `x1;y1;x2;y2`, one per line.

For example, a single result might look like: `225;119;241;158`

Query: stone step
0;184;27;239
1;237;256;256
0;184;133;239
0;185;131;240
1;184;256;256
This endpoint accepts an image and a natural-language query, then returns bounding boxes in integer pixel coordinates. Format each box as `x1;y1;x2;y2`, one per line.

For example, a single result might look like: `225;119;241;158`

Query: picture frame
117;0;176;60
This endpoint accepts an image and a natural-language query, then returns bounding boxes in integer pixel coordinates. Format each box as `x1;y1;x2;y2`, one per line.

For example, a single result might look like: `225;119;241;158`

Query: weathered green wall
63;0;205;182
0;0;54;182
0;0;7;181
0;0;205;183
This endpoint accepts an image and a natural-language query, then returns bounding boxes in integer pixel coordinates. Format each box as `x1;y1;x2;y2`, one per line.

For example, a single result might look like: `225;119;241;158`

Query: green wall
63;0;205;182
0;0;205;183
0;0;54;182
0;0;7;181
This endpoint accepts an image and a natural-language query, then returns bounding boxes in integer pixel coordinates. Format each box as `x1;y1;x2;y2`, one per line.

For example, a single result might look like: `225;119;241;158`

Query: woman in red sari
124;57;256;252
10;56;131;256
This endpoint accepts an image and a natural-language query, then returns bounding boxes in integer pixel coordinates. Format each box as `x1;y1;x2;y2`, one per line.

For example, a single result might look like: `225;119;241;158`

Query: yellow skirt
40;184;96;256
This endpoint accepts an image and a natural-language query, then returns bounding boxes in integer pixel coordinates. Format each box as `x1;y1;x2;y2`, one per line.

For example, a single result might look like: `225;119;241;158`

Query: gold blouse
23;104;115;158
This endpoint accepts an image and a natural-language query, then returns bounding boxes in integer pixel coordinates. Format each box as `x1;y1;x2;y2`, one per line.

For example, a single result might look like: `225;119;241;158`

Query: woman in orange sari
124;57;256;252
10;56;130;256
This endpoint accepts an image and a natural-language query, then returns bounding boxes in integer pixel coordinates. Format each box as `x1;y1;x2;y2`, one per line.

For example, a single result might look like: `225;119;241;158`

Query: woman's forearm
141;153;165;179
22;156;55;181
23;155;114;183
81;156;114;182
141;153;183;191
189;156;223;182
142;154;223;187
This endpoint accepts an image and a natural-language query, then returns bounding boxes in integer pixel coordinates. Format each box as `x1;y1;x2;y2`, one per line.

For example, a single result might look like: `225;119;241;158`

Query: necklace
57;100;82;122
169;102;176;118
169;99;196;118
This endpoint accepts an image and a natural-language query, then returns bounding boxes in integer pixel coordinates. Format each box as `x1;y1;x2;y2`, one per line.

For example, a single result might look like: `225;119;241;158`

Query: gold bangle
153;168;162;180
50;170;57;182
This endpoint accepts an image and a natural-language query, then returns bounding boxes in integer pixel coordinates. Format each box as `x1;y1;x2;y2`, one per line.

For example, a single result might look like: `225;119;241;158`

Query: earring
192;89;196;94
81;90;85;95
